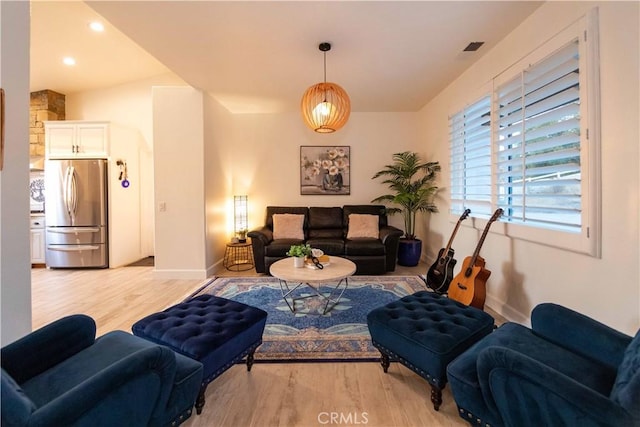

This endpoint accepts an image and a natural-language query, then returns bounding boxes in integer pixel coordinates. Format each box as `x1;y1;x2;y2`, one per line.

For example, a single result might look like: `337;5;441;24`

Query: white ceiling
30;1;170;97
30;1;543;114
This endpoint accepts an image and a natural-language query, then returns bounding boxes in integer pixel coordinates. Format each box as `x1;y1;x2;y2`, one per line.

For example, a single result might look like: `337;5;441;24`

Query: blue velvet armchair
1;315;203;427
447;303;640;427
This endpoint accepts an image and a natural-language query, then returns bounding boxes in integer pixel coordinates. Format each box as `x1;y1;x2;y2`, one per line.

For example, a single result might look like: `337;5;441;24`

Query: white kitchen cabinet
30;215;46;264
45;121;110;159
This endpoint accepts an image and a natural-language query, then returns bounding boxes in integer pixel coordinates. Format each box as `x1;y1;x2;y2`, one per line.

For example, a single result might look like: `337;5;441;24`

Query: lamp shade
233;195;248;241
301;82;351;133
301;42;351;133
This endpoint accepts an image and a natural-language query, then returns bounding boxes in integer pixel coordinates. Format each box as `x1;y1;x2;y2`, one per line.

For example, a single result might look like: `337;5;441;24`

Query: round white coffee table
269;256;356;314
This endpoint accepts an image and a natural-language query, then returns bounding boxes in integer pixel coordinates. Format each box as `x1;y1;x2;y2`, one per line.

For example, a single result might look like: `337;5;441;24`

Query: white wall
203;93;235;274
68;82;429;277
418;2;640;335
0;1;32;344
107;124;142;267
228;112;422;235
67;74;184;147
67;74;186;266
148;101;427;277
152;87;207;279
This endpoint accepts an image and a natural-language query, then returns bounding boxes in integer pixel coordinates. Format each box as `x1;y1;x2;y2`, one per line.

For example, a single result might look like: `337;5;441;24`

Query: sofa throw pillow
347;214;379;239
272;214;305;240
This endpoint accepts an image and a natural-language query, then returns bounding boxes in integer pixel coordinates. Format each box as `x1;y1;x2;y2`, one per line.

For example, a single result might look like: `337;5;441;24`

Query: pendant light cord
323;50;327;84
322;50;328;102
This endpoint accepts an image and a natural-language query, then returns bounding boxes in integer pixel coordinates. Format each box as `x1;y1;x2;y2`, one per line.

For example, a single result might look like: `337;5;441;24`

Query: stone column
29;89;65;158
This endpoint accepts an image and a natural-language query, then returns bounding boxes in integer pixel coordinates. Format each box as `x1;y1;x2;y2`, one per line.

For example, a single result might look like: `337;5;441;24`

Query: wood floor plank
31;266;207;336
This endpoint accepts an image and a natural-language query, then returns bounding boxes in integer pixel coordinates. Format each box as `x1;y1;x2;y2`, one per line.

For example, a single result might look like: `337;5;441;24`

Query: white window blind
449;95;492;217
496;40;582;232
447;10;600;256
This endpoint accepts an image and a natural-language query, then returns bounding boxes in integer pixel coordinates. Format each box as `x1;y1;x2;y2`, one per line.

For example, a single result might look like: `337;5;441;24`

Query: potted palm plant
371;151;440;266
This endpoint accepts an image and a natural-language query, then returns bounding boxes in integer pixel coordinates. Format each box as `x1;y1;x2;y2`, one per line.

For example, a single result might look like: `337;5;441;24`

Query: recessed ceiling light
89;21;105;32
63;57;76;66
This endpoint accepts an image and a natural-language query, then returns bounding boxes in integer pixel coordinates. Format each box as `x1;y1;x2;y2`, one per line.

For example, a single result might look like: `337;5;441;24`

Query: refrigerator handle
64;166;78;223
63;166;72;219
47;227;101;234
47;245;100;251
70;168;78;218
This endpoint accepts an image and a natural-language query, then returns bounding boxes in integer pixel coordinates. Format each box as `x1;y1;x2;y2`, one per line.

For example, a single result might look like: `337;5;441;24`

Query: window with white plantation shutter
495;40;582;232
447;11;600;256
450;96;492;217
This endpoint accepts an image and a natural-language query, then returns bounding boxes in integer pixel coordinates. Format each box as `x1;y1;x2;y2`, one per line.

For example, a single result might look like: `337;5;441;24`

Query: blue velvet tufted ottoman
132;294;267;415
367;291;494;410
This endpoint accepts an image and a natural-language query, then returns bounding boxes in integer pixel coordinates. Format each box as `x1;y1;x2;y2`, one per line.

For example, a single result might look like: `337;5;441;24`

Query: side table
223;241;254;271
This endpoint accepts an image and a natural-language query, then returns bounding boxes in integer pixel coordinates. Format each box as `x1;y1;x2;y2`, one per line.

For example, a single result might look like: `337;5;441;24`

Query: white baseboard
485;294;531;327
206;262;218;278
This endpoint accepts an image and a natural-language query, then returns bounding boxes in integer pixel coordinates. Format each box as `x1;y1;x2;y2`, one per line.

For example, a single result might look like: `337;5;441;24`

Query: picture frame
300;145;350;195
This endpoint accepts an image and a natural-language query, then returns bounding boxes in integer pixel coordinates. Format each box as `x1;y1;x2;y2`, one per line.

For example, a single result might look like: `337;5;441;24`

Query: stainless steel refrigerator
45;159;109;268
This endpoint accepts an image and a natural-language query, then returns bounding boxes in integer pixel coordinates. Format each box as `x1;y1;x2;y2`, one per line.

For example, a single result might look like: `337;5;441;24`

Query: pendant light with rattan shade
301;43;351;133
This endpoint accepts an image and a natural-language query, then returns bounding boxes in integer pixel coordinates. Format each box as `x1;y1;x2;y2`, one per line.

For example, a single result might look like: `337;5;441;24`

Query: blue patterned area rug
194;275;426;362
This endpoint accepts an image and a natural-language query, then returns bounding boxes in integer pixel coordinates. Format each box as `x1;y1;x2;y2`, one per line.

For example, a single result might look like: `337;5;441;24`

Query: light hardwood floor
31;263;474;427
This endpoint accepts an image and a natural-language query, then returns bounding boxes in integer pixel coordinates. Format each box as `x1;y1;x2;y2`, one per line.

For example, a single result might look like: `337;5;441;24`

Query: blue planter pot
397;239;422;267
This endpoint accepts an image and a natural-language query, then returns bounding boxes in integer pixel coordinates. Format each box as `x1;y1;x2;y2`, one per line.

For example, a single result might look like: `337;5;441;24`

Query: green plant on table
286;244;312;258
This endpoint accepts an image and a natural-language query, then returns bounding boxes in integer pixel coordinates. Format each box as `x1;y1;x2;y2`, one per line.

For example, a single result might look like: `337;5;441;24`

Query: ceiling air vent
463;42;485;52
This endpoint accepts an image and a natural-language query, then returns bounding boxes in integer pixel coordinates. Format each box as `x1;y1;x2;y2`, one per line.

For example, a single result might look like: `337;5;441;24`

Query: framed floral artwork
300;145;350;195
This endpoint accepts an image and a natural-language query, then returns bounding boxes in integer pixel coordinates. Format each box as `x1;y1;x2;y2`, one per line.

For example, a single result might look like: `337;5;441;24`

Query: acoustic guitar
425;208;471;294
448;208;503;310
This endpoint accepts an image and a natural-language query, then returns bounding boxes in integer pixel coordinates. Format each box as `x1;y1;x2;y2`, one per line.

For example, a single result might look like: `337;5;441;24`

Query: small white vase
293;257;305;268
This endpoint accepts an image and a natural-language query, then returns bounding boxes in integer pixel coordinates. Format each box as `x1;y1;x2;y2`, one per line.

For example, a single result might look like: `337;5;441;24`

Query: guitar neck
442;209;470;256
469;223;490;266
443;221;463;254
465;209;503;276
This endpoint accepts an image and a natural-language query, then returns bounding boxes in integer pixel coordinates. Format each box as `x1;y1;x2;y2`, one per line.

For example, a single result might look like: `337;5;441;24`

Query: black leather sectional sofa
247;205;403;275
